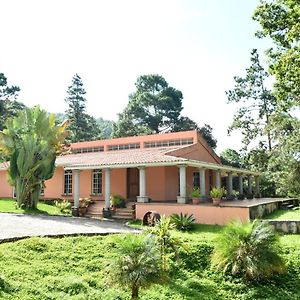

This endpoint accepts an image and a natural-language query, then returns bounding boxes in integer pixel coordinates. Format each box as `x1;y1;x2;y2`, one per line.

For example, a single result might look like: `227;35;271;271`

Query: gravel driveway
0;213;137;242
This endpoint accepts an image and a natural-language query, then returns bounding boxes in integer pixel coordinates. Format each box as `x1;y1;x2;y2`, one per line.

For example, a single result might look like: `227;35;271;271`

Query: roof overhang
63;159;261;176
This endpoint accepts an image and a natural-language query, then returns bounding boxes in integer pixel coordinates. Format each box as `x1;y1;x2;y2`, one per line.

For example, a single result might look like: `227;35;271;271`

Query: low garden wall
135;203;250;225
249;202;278;219
265;220;300;234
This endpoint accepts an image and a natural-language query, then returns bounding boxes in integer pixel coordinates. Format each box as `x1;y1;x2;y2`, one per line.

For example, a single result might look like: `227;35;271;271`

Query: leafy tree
65;74;101;142
0;72;25;131
114;74;218;149
211;220;285;280
220;148;243;167
226;49;277;151
0;106;68;208
198;124;217;150
96;117;114;139
109;234;163;300
113;74;183;136
253;0;300;110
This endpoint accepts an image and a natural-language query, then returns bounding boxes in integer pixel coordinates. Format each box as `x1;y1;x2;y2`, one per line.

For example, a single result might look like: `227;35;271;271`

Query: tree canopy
113;74;218;149
253;0;300;110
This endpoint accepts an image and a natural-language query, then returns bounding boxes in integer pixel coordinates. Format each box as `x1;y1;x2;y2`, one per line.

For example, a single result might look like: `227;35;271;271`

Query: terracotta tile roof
56;147;187;168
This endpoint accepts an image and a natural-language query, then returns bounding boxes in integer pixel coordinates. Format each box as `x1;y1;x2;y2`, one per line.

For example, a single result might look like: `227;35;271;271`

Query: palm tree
109;234;163;299
148;216;184;271
211;220;285;280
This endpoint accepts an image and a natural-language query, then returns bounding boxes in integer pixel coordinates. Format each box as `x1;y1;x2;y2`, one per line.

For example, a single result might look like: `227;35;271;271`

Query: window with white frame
92;169;102;194
64;170;73;195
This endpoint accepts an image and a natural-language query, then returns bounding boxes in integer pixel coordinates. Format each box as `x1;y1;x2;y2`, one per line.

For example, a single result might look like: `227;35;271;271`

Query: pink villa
0;130;292;225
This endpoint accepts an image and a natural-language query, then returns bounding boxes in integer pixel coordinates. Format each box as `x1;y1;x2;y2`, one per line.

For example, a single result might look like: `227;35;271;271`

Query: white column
255;176;260;197
227;172;233;195
137;167;149;202
248;176;253;194
74;169;80;208
177;165;188;203
215;170;221;189
105;168;111;209
199;168;206;197
238;174;244;195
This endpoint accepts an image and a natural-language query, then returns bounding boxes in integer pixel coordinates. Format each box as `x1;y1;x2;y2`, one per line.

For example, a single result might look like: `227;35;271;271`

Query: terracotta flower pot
212;198;221;206
192;197;200;204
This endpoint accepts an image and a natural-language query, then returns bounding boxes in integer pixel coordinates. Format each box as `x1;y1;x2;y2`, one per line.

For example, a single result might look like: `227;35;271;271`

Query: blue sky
0;0;271;153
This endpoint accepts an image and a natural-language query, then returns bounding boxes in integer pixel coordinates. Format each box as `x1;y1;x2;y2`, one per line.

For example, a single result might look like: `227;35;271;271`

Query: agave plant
109;234;163;299
170;213;195;231
211;220;286;280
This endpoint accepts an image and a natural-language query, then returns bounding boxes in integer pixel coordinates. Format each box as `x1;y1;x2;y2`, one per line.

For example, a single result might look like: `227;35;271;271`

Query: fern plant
170;213;195;231
211;220;286;280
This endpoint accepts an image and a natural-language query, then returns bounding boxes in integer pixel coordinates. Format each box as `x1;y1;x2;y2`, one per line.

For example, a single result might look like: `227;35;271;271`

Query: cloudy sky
0;0;271;153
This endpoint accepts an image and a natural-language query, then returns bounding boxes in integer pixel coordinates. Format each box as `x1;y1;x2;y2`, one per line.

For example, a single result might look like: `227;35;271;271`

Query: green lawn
0;198;69;216
0;227;299;299
263;208;300;220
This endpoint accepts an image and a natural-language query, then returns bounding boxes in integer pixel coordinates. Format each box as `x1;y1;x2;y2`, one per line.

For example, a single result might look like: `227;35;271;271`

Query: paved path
0;213;137;242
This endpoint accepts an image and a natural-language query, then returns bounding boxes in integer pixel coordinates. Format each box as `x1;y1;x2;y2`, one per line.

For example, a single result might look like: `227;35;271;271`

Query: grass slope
0;227;299;300
0;199;69;216
263;208;300;220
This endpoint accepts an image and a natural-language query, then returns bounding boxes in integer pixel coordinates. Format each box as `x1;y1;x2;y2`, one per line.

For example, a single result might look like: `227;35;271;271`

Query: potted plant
191;187;201;204
78;197;92;217
110;195;126;211
210;187;224;206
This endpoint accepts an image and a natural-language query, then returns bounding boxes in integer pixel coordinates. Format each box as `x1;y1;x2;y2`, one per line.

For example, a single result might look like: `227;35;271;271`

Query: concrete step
111;214;133;220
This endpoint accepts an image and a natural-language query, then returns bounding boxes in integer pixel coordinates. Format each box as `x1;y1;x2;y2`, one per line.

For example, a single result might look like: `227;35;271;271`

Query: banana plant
0;106;68;208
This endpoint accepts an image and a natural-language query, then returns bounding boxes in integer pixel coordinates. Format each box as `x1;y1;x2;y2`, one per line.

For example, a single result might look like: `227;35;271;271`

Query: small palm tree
148;216;184;271
211;220;285;280
109;234;162;299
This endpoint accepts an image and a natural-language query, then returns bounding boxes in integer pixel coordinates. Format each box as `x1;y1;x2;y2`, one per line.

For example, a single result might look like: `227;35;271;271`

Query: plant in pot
191;187;201;204
210;187;224;206
110;195;126;211
78;197;91;216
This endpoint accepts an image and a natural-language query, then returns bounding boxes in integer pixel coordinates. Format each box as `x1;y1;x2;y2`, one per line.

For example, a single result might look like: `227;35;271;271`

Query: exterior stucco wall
0;171;13;198
165;166;179;200
136;203;250;225
146;167;166;201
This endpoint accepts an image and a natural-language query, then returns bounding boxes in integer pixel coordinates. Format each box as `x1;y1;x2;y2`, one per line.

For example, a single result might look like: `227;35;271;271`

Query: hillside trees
0;107;68;208
0;72;25;131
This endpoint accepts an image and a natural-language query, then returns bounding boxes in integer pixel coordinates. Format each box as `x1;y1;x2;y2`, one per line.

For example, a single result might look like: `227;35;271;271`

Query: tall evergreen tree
226;49;277;151
65;74;101;142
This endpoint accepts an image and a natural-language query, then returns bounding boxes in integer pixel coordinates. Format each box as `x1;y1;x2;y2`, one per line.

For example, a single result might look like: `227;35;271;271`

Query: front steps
279;199;299;210
85;201;135;220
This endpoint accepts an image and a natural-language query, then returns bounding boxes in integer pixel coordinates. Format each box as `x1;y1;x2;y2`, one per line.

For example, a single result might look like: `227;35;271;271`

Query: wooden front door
127;168;139;200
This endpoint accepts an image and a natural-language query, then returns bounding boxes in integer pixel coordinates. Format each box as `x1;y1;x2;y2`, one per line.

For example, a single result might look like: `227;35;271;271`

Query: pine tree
65;74;100;142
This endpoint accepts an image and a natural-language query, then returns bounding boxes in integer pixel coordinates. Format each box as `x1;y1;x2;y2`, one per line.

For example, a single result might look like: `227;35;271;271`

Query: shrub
211;220;286;280
55;199;71;213
191;187;200;198
170;213;195;231
109;234;163;299
210;187;224;198
110;195;126;208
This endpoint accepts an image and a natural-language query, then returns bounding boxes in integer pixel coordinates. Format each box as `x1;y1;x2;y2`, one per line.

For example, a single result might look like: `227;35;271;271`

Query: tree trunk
131;284;139;299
